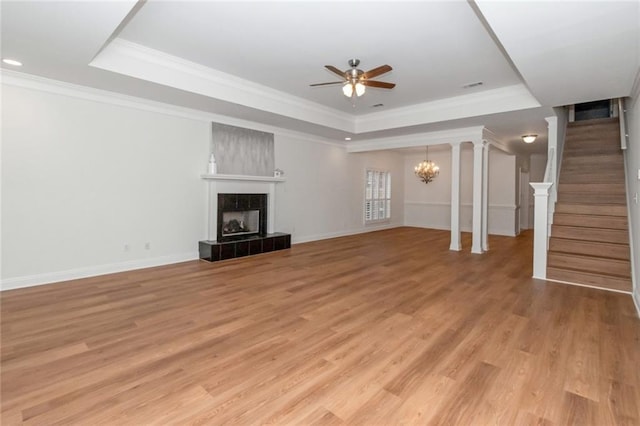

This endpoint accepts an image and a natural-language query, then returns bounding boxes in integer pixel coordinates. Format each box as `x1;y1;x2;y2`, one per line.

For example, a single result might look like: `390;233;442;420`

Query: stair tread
548;237;630;260
549;236;629;246
552;213;628;230
554;212;626;218
548;251;630;266
547;267;632;292
567;117;619;126
547;262;630;279
553;224;628;230
551;225;629;244
554;206;627;217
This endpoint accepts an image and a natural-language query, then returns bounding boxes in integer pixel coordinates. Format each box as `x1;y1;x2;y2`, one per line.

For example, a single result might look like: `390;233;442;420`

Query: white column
530;182;553;279
471;140;484;254
449;142;462;251
481;142;490;251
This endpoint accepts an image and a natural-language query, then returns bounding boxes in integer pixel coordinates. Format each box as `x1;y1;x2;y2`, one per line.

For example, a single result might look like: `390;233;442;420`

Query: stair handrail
531;110;567;280
543;147;555;183
618;98;628;150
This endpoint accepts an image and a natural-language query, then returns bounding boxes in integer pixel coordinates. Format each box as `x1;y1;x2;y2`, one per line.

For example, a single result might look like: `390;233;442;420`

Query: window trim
364;168;391;225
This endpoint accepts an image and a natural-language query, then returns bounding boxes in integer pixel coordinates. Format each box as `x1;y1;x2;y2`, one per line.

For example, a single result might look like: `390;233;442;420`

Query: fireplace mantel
201;174;285;183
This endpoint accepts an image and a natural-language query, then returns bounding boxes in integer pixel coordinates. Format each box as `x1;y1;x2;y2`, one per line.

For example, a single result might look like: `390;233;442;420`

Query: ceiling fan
310;59;395;98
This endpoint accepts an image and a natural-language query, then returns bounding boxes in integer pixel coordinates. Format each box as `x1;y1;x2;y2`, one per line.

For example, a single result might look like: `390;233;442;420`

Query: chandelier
414;146;440;184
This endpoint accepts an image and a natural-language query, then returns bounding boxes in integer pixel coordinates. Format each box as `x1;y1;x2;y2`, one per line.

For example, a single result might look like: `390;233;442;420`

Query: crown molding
482;127;513;154
90;38;355;133
346;126;485;153
355;84;541;133
0;69;344;148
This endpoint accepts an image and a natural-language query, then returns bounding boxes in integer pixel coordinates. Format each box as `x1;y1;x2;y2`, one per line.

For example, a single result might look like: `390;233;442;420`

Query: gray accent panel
212;123;274;176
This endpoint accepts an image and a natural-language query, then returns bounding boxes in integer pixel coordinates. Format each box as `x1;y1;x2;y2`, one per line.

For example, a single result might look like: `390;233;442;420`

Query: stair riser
561;161;623;167
551;226;629;244
565;134;620;143
554;204;627;216
547;268;632;292
548;254;630;278
558;184;626;194
549;238;630;260
567;117;619;128
565;128;619;137
560;175;624;186
563;147;622;156
564;138;620;145
562;158;624;168
553;214;627;230
556;193;627;204
559;174;625;184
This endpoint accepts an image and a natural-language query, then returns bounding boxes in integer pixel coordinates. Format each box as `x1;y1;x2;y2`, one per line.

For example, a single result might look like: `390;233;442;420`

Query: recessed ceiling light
2;58;23;66
463;81;483;89
344;137;352;141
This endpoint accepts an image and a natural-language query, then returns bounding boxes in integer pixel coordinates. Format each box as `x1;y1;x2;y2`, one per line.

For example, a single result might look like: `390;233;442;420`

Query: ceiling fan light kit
343;81;366;97
310;58;395;98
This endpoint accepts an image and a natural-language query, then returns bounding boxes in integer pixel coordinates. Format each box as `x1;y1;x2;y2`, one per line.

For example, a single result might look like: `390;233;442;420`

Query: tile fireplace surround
199;174;290;262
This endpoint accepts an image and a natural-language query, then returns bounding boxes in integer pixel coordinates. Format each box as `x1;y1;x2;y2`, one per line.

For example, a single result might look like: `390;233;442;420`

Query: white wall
404;145;519;236
275;137;405;242
1;80;404;290
624;83;640;313
1;84;210;289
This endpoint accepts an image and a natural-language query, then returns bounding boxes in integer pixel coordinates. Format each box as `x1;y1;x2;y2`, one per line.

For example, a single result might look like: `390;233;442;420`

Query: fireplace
200;181;290;262
217;193;267;242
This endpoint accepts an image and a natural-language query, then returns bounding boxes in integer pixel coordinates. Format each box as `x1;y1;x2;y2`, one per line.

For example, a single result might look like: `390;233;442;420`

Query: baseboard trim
292;224;401;244
545;277;633;296
402;223;517;237
0;252;199;291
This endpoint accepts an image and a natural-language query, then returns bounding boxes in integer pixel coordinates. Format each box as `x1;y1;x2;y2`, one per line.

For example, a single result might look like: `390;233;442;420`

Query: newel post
530;182;553;279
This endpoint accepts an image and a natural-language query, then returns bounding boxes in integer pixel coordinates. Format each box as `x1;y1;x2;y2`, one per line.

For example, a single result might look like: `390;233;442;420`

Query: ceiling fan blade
325;65;346;78
363;65;392;79
310;81;345;87
362;80;396;89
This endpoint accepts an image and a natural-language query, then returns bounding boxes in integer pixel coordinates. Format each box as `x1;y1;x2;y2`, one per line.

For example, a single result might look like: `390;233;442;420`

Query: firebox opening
222;210;260;237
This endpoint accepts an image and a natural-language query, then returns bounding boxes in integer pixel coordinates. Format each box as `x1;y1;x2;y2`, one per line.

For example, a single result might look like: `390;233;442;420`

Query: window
365;169;391;223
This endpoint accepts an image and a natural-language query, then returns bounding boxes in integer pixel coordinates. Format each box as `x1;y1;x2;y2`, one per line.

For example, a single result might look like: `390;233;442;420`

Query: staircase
547;117;632;292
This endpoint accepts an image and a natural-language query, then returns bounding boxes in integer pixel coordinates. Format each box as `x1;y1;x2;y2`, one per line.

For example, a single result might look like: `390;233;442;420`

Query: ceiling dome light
2;58;22;66
522;134;537;144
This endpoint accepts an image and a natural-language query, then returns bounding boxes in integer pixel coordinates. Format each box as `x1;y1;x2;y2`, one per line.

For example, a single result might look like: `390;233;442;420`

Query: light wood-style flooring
2;227;639;425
